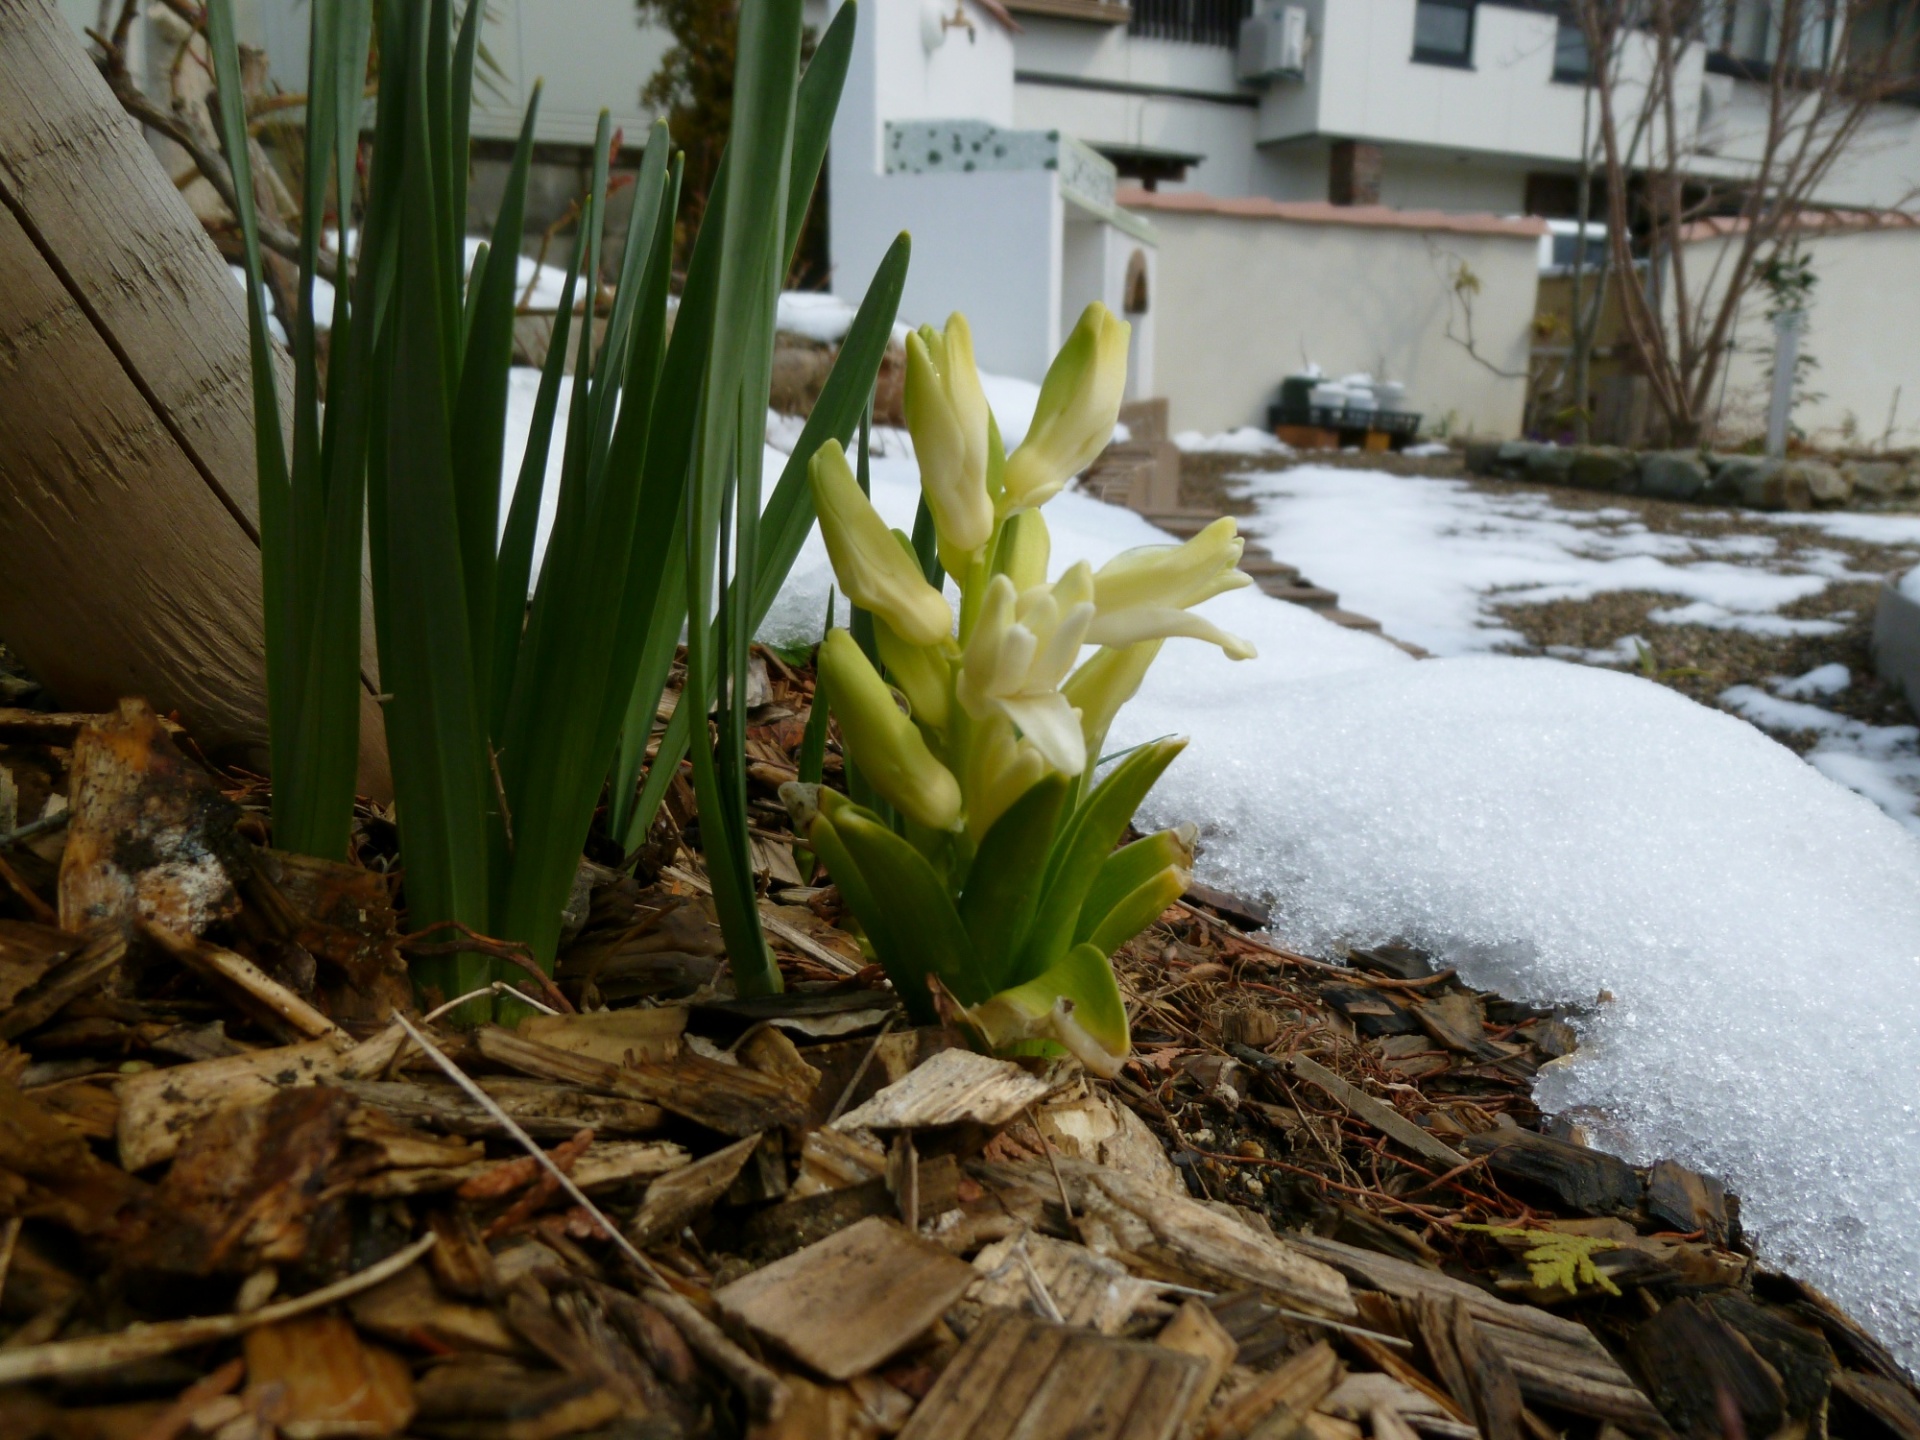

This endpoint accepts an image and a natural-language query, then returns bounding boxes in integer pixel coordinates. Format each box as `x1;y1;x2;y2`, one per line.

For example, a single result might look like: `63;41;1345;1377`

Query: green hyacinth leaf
965;941;1130;1078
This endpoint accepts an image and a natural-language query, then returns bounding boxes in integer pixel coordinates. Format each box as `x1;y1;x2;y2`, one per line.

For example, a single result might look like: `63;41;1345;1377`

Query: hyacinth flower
784;303;1255;1076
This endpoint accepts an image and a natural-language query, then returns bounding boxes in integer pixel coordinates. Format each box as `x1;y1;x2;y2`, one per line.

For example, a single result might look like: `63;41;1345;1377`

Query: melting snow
1174;427;1294;456
495;363;1920;1367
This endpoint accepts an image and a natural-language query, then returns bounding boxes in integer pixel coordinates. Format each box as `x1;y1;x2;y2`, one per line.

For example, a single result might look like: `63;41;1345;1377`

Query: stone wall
1465;441;1920;513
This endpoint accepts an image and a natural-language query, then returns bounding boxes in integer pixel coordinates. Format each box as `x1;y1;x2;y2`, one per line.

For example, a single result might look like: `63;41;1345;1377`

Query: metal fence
1126;0;1254;48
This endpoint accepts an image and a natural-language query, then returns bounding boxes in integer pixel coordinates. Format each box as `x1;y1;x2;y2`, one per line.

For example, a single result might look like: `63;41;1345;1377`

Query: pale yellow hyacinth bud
1092;517;1251;613
994;508;1051;594
874;614;952;730
1062;640;1163;757
1084;516;1256;660
964;713;1049;841
1002;303;1130;513
809;441;954;648
955;571;1093;776
818;629;962;831
905;317;994;561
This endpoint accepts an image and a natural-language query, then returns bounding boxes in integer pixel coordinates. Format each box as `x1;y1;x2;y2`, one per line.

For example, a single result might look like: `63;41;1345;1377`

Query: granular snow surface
1120;655;1920;1366
1236;466;1861;655
501;378;1920;1366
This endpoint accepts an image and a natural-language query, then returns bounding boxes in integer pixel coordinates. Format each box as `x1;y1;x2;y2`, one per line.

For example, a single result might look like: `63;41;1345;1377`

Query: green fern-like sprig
1459;1224;1622;1297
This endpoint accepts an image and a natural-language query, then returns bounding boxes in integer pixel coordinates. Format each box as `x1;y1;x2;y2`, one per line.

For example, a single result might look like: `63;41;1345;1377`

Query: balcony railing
1127;0;1253;48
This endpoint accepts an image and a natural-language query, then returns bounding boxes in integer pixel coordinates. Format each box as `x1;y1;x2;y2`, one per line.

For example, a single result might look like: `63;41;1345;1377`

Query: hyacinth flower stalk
784;303;1256;1074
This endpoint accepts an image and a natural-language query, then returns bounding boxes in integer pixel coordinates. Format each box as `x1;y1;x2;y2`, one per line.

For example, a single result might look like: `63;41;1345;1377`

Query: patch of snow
1769;509;1920;546
765;411;809;455
1721;685;1920;834
500;368;574;571
1236;467;1842;656
1112;655;1920;1368
1902;564;1920;602
1546;633;1649;667
1402;441;1452;457
1174;427;1293;456
776;291;858;344
1644;602;1844;637
979;372;1041;452
228;265;288;345
1773;662;1851;699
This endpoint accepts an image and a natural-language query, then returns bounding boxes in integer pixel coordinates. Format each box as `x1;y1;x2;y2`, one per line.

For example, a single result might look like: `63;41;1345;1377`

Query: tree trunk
0;0;390;799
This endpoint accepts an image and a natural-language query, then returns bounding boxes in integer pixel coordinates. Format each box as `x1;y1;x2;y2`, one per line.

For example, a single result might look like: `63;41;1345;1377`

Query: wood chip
0;1233;434;1385
898;1308;1209;1440
515;1006;685;1067
337;1077;666;1140
625;1133;762;1246
1075;1163;1357;1320
1202;1340;1342;1440
116;1023;403;1171
474;1026;804;1136
1289;1054;1469;1171
969;1229;1158;1334
1156;1298;1239;1427
142;922;343;1045
834;1048;1054;1133
242;1313;415;1438
716;1216;975;1380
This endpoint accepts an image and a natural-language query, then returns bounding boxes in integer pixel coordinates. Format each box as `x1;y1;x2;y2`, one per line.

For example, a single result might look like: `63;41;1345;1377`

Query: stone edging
1466;441;1920;513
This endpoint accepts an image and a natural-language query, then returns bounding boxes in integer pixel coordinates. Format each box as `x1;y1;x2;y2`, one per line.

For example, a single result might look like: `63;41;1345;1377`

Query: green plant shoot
212;0;906;1016
783;305;1258;1074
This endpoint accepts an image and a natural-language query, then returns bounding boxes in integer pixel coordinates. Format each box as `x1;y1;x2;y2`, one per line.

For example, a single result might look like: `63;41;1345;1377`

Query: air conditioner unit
1238;5;1308;84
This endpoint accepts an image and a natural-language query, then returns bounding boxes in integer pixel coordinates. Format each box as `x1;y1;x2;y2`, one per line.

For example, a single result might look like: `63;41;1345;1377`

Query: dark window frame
1412;0;1478;69
1551;16;1591;83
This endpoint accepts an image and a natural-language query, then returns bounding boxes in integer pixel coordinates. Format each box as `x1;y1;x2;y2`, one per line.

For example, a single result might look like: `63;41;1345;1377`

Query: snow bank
498;376;1920;1364
776;291;858;344
1238;467;1840;656
1115;655;1920;1366
1174;427;1293;456
1775;662;1851;699
1903;564;1920;603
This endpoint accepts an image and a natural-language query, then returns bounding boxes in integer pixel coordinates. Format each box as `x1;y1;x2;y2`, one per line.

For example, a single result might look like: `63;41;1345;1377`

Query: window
1412;0;1475;67
1127;0;1254;48
1552;18;1590;81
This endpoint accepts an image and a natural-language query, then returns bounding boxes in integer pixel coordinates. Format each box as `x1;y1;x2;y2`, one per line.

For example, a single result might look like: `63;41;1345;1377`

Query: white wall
1014;79;1263;198
1143;205;1539;437
1687;224;1920;449
467;1;673;146
830;0;1071;380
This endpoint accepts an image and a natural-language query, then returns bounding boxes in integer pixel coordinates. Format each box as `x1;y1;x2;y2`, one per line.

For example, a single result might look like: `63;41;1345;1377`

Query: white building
1008;0;1920;216
827;0;1159;391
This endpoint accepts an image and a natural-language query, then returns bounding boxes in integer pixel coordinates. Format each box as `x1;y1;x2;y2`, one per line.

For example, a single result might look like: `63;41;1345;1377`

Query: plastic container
1279;375;1318;412
1371;380;1407;410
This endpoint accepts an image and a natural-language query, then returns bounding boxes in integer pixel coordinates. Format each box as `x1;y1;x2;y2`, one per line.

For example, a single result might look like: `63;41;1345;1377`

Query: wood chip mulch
0;672;1917;1440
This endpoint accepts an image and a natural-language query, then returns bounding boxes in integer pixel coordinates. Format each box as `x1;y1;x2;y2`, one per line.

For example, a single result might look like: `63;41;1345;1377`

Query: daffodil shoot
784;303;1255;1076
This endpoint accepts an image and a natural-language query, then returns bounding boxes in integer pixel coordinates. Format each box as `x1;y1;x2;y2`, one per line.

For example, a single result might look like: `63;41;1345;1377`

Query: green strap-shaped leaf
828;805;986;1013
493;132;675;966
957;774;1068;993
684;0;802;996
376;0;493;953
1010;738;1187;986
609;7;892;851
206;0;296;824
1074;829;1189;946
450;89;540;710
970;941;1131;1075
1084;868;1187;959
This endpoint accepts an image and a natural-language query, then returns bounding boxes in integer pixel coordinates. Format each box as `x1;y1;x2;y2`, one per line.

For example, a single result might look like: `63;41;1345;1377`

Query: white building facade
1008;0;1920;215
827;0;1159;390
